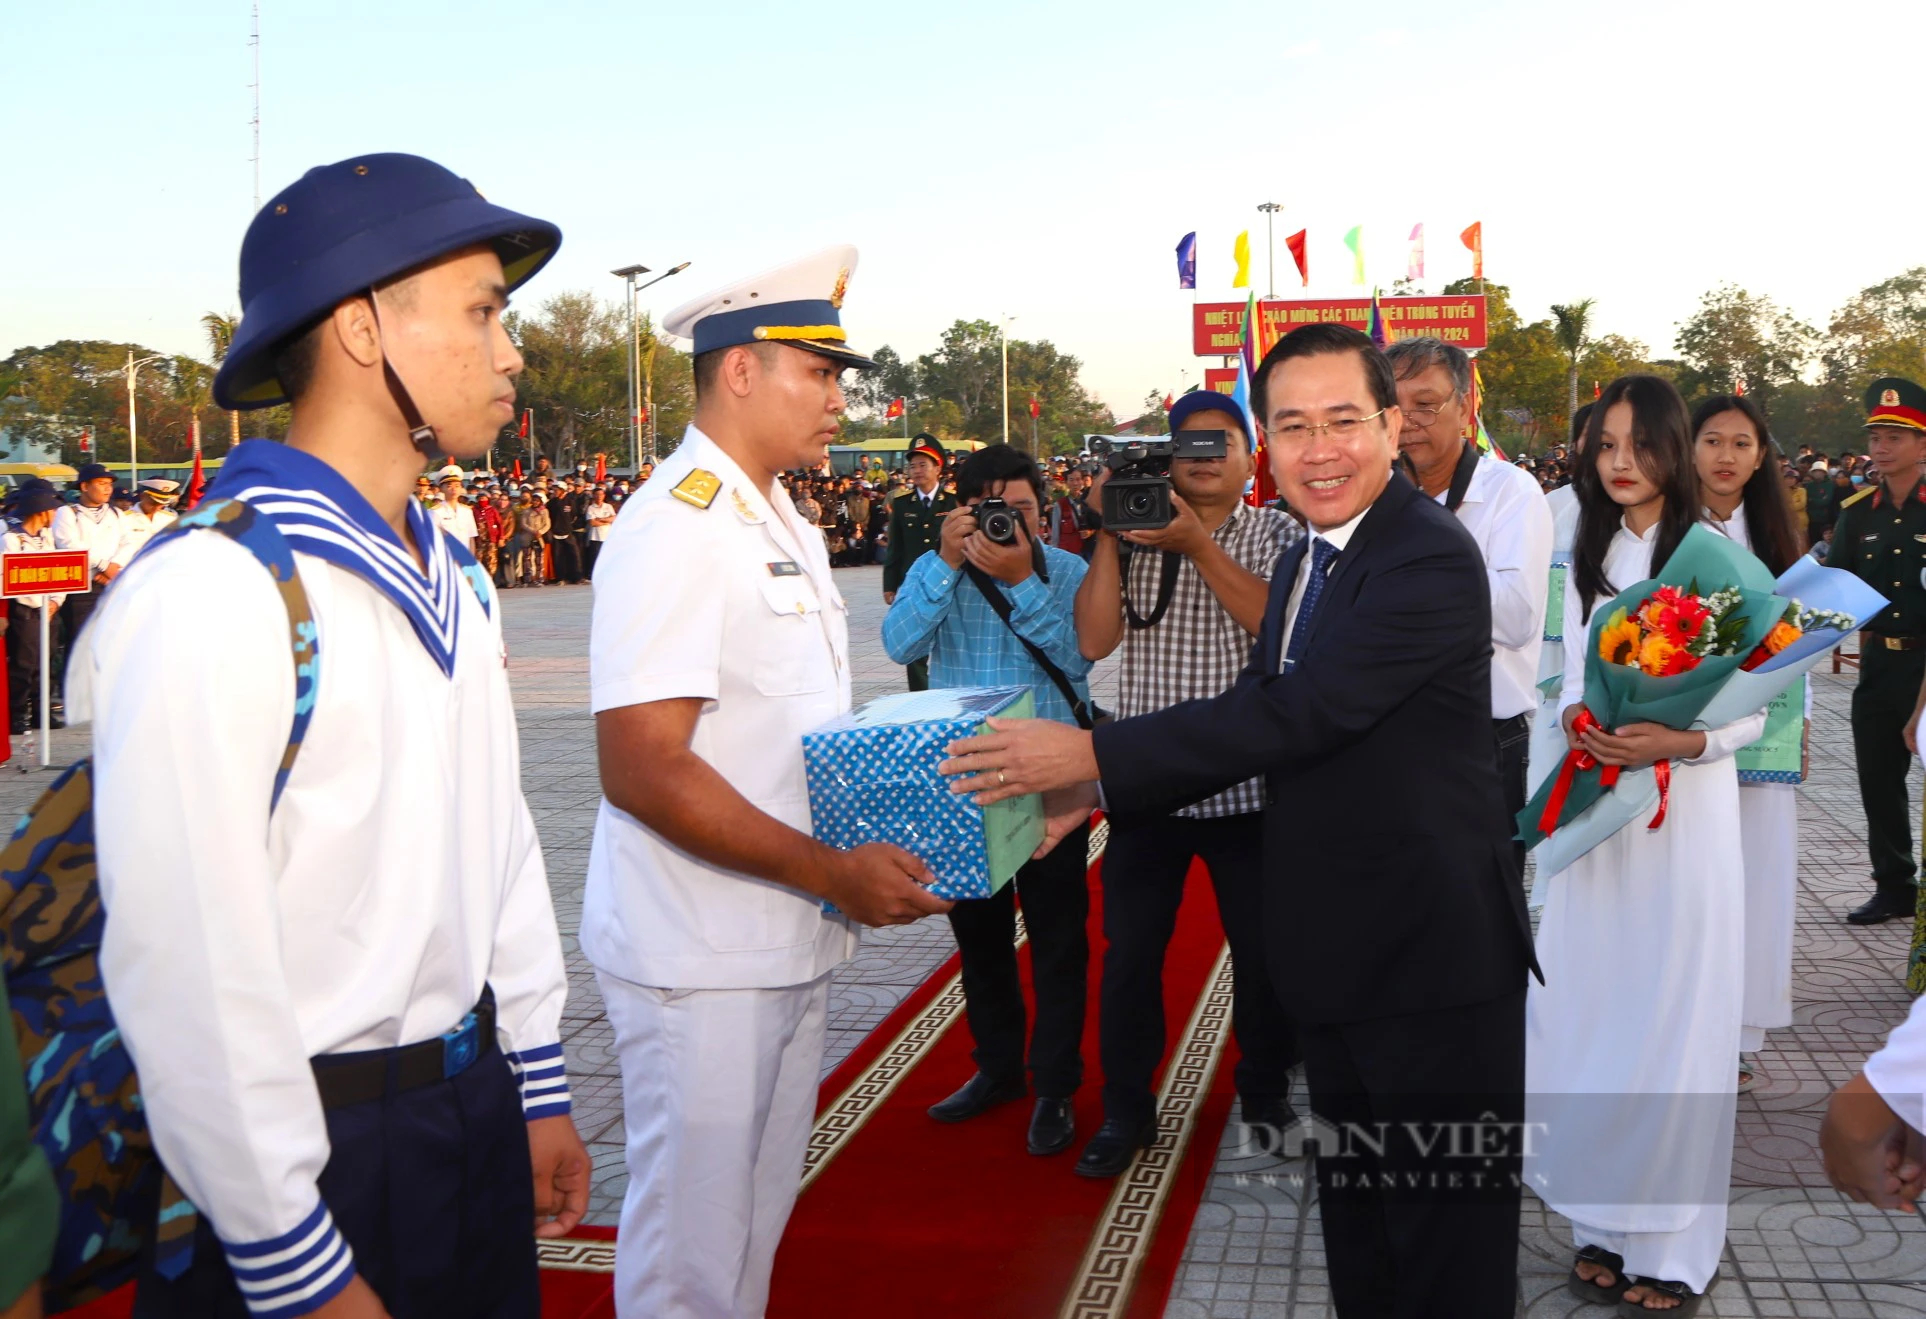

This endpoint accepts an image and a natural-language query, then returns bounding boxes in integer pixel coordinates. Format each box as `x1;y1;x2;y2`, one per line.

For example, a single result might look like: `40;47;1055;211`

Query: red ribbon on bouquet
1537;707;1673;836
1536;707;1619;835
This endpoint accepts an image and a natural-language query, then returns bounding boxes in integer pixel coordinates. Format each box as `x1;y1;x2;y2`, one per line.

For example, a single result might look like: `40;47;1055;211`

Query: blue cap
213;153;561;410
1168;389;1248;440
74;463;113;485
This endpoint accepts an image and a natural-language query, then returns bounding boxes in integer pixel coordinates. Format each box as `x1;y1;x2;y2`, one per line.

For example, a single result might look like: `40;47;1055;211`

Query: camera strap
1122;546;1182;630
1445;441;1481;512
963;563;1096;731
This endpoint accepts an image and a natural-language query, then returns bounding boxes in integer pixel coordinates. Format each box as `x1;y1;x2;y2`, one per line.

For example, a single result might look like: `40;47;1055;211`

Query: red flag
78;428;92;455
1028;396;1040;420
1593;381;1601;399
185;416;206;509
517;409;530;439
885;397;905;420
511;459;524;481
1734;376;1747;396
1161;394;1174;412
594;452;607;482
1285;229;1309;287
1460;222;1483;279
638;405;649;427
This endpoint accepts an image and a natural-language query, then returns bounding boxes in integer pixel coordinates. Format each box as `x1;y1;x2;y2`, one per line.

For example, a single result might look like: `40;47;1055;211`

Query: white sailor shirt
75;474;570;1316
50;499;127;577
1;526;69;610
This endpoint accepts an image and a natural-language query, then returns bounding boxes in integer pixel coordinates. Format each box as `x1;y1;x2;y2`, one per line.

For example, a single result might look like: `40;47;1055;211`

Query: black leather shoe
1238;1096;1301;1155
1847;894;1914;925
1028;1097;1076;1156
927;1072;1026;1123
1075;1116;1157;1178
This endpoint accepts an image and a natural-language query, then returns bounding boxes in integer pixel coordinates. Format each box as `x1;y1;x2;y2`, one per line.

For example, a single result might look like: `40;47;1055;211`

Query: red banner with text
2;551;90;598
1192;295;1488;356
1203;368;1238;395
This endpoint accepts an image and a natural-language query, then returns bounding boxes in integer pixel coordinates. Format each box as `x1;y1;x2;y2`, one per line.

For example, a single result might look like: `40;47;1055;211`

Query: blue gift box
803;686;1045;901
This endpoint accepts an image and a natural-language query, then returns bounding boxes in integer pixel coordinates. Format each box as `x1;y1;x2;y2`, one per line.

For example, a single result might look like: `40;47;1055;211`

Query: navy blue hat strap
368;286;443;461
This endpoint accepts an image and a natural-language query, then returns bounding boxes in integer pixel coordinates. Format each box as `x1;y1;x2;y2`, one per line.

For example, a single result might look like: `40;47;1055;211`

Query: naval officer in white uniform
586;247;951;1319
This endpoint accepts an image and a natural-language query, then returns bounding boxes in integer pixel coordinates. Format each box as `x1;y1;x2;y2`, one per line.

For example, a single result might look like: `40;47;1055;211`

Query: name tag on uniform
768;560;802;577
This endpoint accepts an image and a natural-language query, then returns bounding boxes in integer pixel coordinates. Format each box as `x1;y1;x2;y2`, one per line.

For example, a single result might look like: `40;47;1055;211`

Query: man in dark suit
882;433;958;689
943;323;1538;1318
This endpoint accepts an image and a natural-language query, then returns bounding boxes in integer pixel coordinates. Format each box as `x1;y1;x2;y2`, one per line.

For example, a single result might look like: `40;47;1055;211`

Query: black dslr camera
1088;430;1229;531
972;496;1023;546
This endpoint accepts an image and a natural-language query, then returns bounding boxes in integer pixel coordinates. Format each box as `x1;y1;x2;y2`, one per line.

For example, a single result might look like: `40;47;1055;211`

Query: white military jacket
584;425;858;989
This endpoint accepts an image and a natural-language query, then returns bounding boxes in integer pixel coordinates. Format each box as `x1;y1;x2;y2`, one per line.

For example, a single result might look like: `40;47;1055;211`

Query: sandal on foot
1738;1063;1759;1093
1619;1275;1707;1316
1567;1245;1629;1304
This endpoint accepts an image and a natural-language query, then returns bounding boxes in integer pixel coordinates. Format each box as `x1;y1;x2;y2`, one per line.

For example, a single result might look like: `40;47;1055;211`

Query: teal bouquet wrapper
803;686;1044;901
1517;526;1885;874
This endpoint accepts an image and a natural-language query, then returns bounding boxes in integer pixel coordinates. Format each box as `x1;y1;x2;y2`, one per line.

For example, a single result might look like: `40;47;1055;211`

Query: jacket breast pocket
753;577;829;695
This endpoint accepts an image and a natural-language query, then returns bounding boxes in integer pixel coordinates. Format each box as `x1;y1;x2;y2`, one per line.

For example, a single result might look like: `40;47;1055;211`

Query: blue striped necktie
1284;538;1340;669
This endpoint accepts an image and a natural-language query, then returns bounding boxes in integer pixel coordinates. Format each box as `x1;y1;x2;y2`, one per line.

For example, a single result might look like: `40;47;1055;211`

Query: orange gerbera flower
1761;620;1801;655
1638;632;1695;677
1599;609;1641;666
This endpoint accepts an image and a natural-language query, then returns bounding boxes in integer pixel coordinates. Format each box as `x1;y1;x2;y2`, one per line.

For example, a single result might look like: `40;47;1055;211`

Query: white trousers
598;970;830;1319
1572;1202;1727;1295
1739;782;1799;1053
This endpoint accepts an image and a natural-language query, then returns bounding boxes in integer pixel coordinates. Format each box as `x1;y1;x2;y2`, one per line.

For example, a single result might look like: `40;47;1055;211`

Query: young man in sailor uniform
75;153;588;1319
51;463;127;701
586;247;951;1318
4;485;67;735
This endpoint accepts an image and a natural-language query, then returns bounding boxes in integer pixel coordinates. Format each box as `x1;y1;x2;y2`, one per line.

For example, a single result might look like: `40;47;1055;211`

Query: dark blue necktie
1284;538;1340;669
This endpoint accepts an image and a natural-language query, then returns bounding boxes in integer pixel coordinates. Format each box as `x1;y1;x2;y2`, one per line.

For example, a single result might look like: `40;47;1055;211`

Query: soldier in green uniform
1834;376;1926;924
882;433;958;689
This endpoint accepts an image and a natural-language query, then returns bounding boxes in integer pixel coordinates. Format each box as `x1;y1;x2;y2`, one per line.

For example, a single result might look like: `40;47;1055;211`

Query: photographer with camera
1069;390;1303;1178
881;444;1095;1158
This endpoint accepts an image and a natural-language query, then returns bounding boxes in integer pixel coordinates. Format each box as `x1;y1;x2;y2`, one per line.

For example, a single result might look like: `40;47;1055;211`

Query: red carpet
768;854;1237;1319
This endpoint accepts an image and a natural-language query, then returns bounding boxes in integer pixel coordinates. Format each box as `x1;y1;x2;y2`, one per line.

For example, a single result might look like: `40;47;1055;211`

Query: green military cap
1864;376;1926;431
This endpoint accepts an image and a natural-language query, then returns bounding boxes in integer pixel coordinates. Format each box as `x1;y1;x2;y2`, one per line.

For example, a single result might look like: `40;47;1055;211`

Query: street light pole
1257;202;1282;299
610;265;649;474
1000;315;1016;449
123;350;166;488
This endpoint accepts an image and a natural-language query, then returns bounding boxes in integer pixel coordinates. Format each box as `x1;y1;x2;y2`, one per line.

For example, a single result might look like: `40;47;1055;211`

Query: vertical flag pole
38;601;50;770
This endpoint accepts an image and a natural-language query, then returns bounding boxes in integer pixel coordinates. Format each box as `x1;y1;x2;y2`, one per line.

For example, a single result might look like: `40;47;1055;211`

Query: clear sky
4;0;1922;420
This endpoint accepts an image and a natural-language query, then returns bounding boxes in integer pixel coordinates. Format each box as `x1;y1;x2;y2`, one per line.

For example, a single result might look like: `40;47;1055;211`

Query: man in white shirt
587;247;950;1318
4;485;67;734
112;477;181;567
1387;337;1554;849
51;462;126;664
432;463;480;552
80;152;588;1319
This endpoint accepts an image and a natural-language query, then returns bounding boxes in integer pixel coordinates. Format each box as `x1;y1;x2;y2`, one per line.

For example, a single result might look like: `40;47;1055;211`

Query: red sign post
1193;294;1489;356
2;551;90;768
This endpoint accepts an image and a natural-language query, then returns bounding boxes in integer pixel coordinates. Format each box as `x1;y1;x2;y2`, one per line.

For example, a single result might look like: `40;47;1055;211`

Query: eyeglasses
1400;404;1453;426
1269;409;1388;443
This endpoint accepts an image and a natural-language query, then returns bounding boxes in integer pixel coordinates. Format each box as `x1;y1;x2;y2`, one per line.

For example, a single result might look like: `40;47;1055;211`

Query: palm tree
1550;299;1596;422
201;312;240;450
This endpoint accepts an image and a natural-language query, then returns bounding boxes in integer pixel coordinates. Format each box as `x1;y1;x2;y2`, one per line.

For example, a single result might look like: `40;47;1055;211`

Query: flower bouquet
1518;525;1884;875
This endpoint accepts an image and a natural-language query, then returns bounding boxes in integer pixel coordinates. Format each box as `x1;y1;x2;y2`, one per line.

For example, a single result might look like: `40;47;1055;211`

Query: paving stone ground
19;562;1926;1315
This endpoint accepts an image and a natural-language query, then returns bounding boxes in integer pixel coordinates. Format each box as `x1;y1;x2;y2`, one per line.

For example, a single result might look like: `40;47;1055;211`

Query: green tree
1672;283;1813;410
202;311;242;451
1550;299;1596;421
505;292;628;468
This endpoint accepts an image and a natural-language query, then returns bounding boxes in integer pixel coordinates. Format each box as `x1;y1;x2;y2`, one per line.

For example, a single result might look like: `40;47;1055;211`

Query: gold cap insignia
671;469;722;510
830;267;850;310
1884;388;1901;407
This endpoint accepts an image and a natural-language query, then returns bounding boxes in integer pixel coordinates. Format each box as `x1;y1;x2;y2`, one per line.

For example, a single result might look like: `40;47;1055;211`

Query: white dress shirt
1438;452;1554;719
433;496;478;545
112;504;178;567
584;425;858;990
1865;990;1926;1134
1280;505;1370;662
73;527;568;1306
50;500;127;577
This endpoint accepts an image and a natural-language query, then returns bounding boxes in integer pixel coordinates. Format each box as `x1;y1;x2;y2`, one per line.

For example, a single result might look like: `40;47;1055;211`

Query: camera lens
1124;489;1156;518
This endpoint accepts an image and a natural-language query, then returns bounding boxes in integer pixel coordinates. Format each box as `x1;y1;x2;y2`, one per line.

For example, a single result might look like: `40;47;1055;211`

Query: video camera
1085;431;1229;531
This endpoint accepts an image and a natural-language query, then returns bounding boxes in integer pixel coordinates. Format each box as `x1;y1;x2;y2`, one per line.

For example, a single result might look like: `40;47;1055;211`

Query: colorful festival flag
1461;221;1483;279
1408;223;1425;281
1232;231;1251;289
1286;229;1309;287
1176;231;1197;290
1239;289;1261;378
1367;288;1389;348
1469;359;1504;460
885;396;905;419
1343;226;1365;285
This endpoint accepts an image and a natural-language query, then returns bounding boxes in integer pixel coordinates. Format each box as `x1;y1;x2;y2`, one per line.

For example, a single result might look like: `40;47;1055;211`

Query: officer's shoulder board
670;469;722;510
1839;485;1877;512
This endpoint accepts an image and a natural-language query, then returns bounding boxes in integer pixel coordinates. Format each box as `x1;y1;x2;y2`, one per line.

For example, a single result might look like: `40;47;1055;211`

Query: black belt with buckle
1865;633;1926;652
310;987;496;1110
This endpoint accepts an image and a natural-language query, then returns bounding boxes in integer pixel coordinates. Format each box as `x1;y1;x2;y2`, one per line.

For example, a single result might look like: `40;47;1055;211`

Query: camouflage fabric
2;497;316;1306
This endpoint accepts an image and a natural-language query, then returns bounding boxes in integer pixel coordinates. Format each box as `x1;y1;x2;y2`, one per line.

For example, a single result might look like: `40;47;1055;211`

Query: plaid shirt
1116;501;1301;818
882;545;1093;726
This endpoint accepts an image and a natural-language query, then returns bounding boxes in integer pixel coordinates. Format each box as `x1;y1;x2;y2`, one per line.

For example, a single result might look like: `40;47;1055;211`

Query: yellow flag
1232;231;1251;289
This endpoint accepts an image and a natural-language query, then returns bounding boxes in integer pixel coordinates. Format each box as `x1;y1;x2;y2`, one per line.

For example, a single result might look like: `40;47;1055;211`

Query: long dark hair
1690;394;1800;577
1572;374;1702;622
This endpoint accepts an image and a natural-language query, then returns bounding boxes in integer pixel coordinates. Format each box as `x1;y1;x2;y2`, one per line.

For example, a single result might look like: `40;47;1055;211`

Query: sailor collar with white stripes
202;439;483;677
